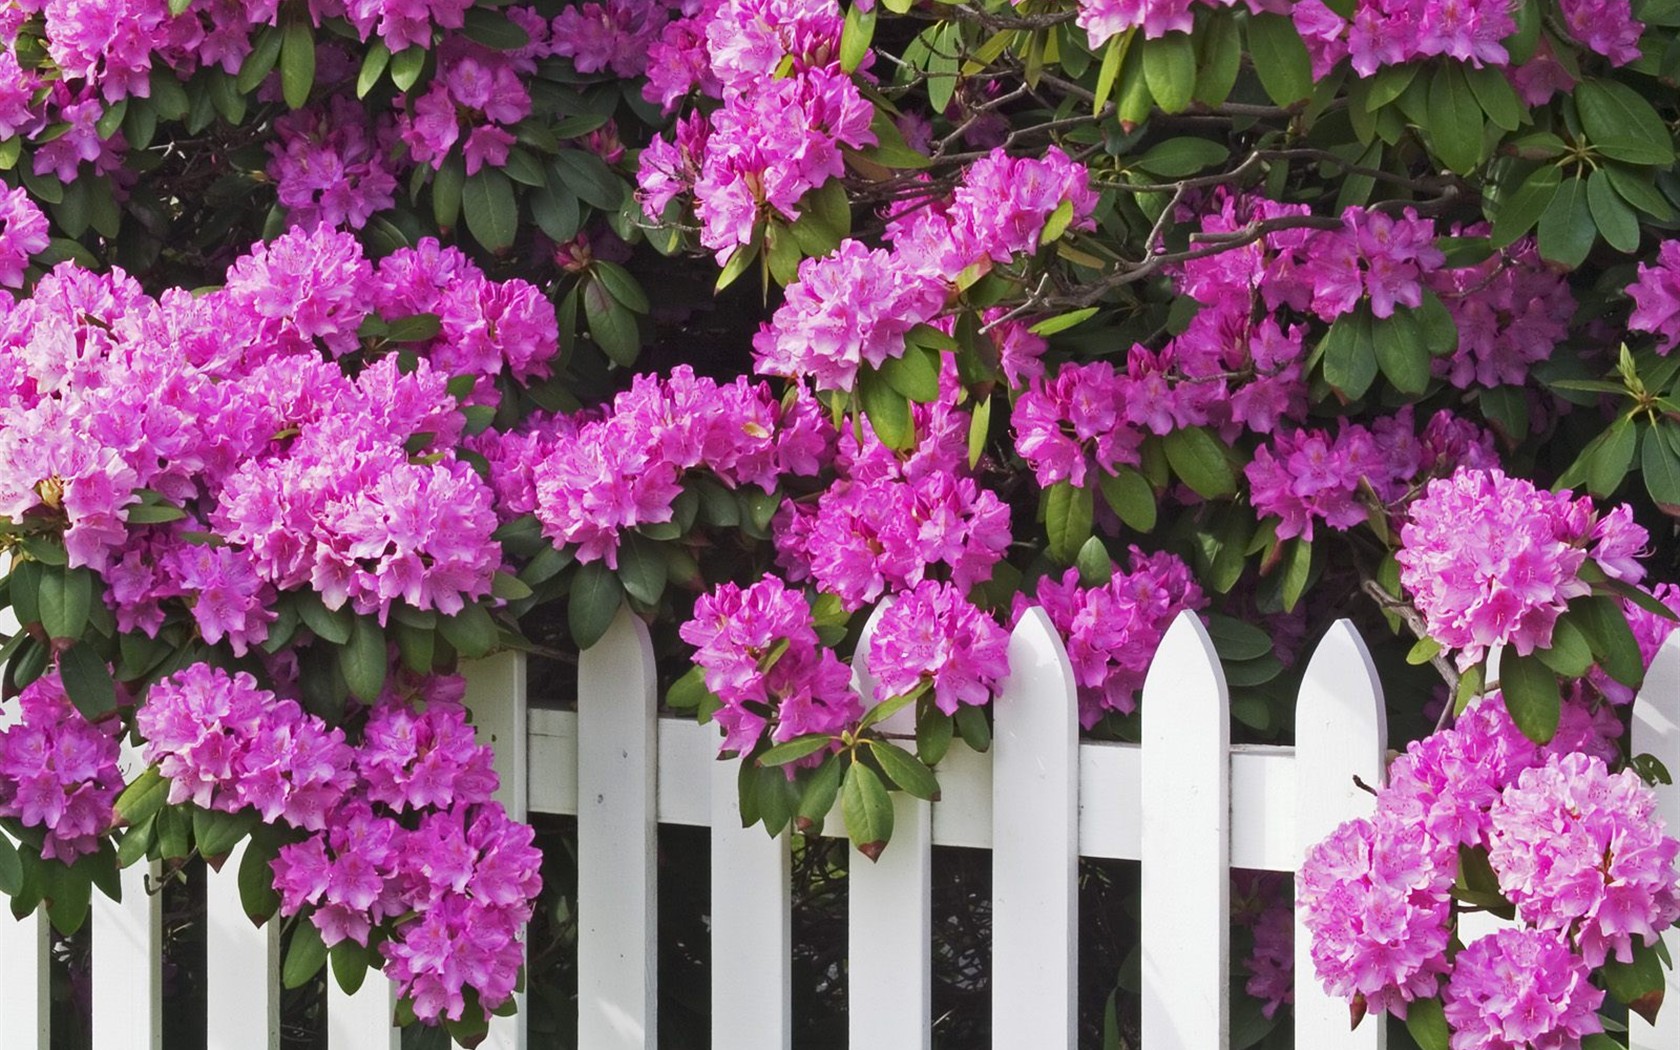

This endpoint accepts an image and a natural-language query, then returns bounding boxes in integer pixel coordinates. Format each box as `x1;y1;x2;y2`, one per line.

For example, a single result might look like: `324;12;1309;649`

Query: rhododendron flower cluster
1629;239;1680;354
1233;872;1294;1020
1442;928;1605;1050
1396;467;1649;668
1426;230;1573;389
137;664;355;830
268;98;400;231
0;185;48;289
866;580;1010;712
679;575;861;755
1013;549;1204;727
532;366;830;567
773;374;1010;608
0;671;125;862
1489;751;1680;968
1302;696;1680;1030
1247;409;1498;543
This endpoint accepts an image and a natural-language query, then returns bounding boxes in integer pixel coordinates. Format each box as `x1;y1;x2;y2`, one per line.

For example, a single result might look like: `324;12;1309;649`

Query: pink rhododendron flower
867;580;1009;713
0;185;49;288
0;671;124;861
1442;929;1604;1050
1629;240;1680;353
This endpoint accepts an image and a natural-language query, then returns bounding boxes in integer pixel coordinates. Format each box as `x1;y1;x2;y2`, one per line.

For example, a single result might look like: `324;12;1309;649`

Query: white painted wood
1631;634;1680;1050
532;709;1304;867
848;603;932;1048
206;844;280;1050
710;748;791;1050
465;650;531;1050
1140;610;1229;1050
1293;620;1388;1050
93;745;162;1050
0;671;50;1050
991;607;1079;1048
327;967;399;1050
0;901;50;1048
575;608;658;1050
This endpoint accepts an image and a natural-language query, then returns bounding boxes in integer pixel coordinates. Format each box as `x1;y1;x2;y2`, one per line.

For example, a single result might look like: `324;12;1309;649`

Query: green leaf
1205;614;1273;662
356;39;390;98
1463;63;1524;131
758;734;835;767
1076;535;1113;587
1142;32;1195;114
552;149;625;211
237;27;284;95
1407;636;1443;665
125;503;188;524
1321;308;1378;399
463;169;518;253
1602;938;1667;1024
39;565;92;641
839;2;876;73
45;862;91;936
1245;13;1312;106
1579;79;1676;166
339;617;387;703
1490;164;1561;248
1589;416;1639;497
954;705;990;752
114;766;169;829
59;642;117;721
1588;168;1641;253
1372;307;1430;396
796;755;844;830
1606;163;1676;219
841;761;894;861
1500;650;1560;744
1575;595;1645;688
879;345;941;403
870;740;941;801
0;833;22;897
917;710;954;766
283;918;328;989
239;832;282;924
583;275;641;367
431;155;465;232
715;239;759;293
967;395;991;470
616;533;667;606
859;368;914;451
461;8;531;49
280;21;315;110
592;260;649;314
389;46;426;93
331;940;372;998
1537;616;1594;678
490;572;533;601
1093;32;1126;114
1045;480;1095;564
568;560;624;650
1135;138;1229;178
1029;307;1100;337
438;601;497;660
1646;423;1680;512
1193;13;1241;105
1427;63;1484;174
1281;539;1312;613
193;806;258;863
1162;426;1237;499
858;691;919;733
1098;467;1156;533
1537;175;1596;269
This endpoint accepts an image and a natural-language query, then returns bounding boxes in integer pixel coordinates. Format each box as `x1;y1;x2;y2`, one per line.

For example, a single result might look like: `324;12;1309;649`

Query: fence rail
4;604;1679;1049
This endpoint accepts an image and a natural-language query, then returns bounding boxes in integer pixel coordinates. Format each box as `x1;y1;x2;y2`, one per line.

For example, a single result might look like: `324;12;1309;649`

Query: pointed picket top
991;604;1080;1048
1294;619;1388;1050
1631;632;1680;1050
1140;609;1229;1050
576;606;658;1050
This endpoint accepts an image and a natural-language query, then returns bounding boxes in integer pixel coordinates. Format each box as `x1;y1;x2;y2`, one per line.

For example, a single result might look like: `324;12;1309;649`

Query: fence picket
991;607;1079;1047
464;650;531;1050
1140;609;1230;1050
575;608;657;1050
93;745;161;1050
849;604;933;1048
206;844;279;1050
1293;620;1388;1049
327;968;399;1050
0;648;50;1050
1631;634;1680;1050
710;752;792;1050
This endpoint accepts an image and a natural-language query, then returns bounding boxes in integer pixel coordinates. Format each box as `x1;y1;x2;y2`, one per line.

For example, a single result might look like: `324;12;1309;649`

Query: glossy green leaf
462;169;518;253
568;560;624;650
356;39;390;97
1588;168;1641;253
193;806;258;863
1193;14;1241;105
839;2;876;72
1490;164;1561;248
1537;616;1594;678
339;617;387;703
1644;423;1680;512
389;46;426;93
1579;79;1675;166
1098;467;1156;533
283;919;328;989
1321;308;1378;399
553;149;624;211
1536;175;1596;268
59;642;116;721
39;565;92;641
115;766;169;829
1163;426;1237;498
1427;64;1483;174
438;602;497;659
583;275;640;366
1500;650;1560;744
1142;32;1195;114
1372;307;1430;395
1245;13;1312;106
1464;64;1524;130
461;8;530;49
1602;939;1667;1024
841;761;894;861
1045;480;1095;564
870;740;941;801
859;368;914;451
237;27;284;95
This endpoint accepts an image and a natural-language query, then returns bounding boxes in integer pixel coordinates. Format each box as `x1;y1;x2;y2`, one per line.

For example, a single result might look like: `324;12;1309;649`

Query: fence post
710;754;791;1050
991;607;1079;1048
575;607;657;1049
465;649;531;1050
1293;620;1388;1050
327;967;399;1050
1140;610;1229;1050
1631;634;1680;1050
92;744;162;1050
0;667;49;1049
206;844;280;1050
848;603;932;1049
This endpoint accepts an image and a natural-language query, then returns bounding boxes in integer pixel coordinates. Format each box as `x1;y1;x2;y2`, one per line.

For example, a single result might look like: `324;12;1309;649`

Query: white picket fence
4;603;1680;1050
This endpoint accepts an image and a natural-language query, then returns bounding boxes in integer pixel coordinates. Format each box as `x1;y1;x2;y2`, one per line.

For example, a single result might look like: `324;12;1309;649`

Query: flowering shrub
5;0;1680;1040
